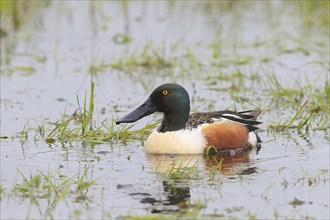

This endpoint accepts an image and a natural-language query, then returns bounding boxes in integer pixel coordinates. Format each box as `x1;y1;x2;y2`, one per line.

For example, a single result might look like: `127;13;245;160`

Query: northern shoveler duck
116;83;262;154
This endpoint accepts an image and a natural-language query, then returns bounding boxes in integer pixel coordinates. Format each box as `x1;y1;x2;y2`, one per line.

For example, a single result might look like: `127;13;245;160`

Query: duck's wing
187;110;262;132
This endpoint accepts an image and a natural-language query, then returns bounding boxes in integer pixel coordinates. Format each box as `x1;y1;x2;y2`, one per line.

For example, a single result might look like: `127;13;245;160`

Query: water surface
1;1;329;219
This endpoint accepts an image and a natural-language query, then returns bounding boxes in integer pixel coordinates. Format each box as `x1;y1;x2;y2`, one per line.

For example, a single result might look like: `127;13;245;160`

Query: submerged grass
279;167;329;188
2;165;97;219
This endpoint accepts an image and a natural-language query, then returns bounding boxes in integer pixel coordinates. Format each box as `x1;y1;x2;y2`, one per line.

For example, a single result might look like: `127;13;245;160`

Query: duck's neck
158;111;189;132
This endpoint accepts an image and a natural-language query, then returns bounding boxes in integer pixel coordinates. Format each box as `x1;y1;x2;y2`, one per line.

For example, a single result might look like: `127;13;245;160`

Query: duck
116;83;262;155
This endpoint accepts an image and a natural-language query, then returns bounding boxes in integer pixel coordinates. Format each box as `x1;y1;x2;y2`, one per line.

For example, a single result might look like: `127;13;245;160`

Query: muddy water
1;1;329;219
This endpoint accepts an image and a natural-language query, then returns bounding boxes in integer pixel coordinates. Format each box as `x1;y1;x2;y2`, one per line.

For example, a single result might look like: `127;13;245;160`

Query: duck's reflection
204;147;259;175
147;145;259;176
129;180;191;213
131;148;260;214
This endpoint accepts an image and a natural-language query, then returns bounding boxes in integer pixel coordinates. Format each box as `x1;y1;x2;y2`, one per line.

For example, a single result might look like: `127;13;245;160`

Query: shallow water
1;1;329;219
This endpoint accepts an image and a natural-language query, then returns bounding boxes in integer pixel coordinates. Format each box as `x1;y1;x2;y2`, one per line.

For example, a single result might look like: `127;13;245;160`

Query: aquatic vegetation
0;183;5;200
111;43;172;71
267;74;329;133
89;61;112;75
43;112;158;145
39;81;159;145
207;155;224;182
1;1;329;219
12;167;96;198
162;157;200;181
279;167;329;188
0;0;50;31
1;166;96;219
18;122;30;144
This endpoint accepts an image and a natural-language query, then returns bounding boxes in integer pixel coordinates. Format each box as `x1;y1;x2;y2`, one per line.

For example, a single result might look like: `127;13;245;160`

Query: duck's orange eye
162;90;169;95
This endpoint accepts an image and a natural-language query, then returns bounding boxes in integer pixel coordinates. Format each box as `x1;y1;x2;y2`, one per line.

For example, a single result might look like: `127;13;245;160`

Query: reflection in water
131;148;260;214
204;148;259;176
146;145;260;176
130;181;191;213
162;181;190;207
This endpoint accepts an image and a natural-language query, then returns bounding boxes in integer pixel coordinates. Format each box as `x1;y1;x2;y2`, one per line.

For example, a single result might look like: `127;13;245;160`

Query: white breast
145;129;207;154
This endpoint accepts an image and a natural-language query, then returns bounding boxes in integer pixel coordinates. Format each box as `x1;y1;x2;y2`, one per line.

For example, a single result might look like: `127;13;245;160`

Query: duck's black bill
115;98;157;125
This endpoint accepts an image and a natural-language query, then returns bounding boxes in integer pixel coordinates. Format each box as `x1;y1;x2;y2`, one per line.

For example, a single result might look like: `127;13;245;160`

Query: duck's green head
116;83;190;132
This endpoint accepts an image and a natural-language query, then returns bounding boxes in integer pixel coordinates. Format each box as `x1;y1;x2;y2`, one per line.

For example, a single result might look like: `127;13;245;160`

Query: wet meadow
1;1;329;219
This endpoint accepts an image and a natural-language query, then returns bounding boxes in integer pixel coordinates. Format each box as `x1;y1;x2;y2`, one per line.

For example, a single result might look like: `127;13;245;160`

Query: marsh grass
111;44;172;71
0;182;5;201
207;155;224;182
4;165;96;219
267;88;324;136
18;66;328;145
279;167;329;188
162;157;200;181
89;59;112;75
44;112;158;145
267;76;329;133
18;121;30;144
0;0;50;31
13;167;96;199
203;67;329;134
14;18;329;142
26;77;155;145
1;1;329;220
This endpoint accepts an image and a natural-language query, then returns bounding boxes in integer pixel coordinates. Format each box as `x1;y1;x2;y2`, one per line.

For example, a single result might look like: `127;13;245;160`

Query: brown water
1;1;329;219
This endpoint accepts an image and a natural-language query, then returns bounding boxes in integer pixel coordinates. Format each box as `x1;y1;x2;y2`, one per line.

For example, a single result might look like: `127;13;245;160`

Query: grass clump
40;80;158;145
162;157;200;181
13;167;96;199
9;165;96;219
111;43;172;71
266;73;329;133
44;113;158;145
268;99;329;133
